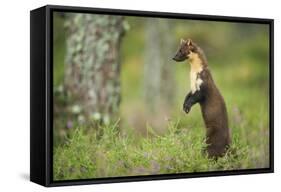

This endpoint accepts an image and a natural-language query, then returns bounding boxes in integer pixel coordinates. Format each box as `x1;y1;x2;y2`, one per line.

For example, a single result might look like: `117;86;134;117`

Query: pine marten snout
173;38;231;158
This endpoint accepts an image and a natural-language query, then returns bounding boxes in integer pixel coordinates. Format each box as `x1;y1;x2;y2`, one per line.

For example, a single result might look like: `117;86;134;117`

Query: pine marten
173;39;231;158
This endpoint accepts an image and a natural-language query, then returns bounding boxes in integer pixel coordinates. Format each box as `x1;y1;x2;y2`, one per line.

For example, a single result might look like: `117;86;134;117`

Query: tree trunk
64;13;125;124
144;19;175;112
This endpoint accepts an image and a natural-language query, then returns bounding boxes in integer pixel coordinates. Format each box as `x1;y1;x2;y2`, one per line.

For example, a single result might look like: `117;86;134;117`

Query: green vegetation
53;14;270;180
54;119;249;180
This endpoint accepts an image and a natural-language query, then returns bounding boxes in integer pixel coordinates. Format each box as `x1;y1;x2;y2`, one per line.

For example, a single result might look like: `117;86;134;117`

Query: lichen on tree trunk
64;13;125;124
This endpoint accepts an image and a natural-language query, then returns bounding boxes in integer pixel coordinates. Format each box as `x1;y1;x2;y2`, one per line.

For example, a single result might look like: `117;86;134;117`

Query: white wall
0;0;279;191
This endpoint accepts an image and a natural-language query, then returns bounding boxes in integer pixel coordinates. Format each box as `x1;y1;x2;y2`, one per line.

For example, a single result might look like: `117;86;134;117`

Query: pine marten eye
179;49;184;55
190;46;197;52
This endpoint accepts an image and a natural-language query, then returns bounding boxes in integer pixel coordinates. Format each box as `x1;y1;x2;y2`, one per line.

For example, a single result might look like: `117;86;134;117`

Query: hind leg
205;128;230;158
207;145;227;159
205;136;230;158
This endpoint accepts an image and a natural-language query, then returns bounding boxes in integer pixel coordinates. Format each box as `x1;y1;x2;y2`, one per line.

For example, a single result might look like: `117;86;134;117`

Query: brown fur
199;69;231;158
173;39;231;158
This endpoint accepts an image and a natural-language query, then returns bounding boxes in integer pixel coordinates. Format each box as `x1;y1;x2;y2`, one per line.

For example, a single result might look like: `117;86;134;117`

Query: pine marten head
173;38;203;63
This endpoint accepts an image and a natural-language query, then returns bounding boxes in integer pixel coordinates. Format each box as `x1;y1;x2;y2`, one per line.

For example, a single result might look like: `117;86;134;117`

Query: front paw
183;103;191;114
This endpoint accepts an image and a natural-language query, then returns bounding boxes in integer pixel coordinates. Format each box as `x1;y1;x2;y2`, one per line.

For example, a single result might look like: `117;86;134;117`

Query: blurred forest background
53;12;270;180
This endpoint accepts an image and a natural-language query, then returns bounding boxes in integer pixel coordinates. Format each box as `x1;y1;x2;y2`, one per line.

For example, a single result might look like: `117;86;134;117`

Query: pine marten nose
172;55;179;61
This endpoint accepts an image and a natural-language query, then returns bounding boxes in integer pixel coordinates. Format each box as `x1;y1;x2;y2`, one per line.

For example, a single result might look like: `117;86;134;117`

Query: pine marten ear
180;38;187;45
187;39;193;46
187;39;197;52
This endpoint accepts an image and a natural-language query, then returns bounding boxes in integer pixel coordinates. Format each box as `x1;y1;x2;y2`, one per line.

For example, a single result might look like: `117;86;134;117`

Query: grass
54;119;251;180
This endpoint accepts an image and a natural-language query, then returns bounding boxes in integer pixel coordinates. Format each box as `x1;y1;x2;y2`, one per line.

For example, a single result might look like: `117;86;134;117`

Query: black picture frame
30;4;274;187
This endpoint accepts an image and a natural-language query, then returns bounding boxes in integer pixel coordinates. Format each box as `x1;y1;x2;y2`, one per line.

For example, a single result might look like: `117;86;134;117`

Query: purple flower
66;120;73;129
